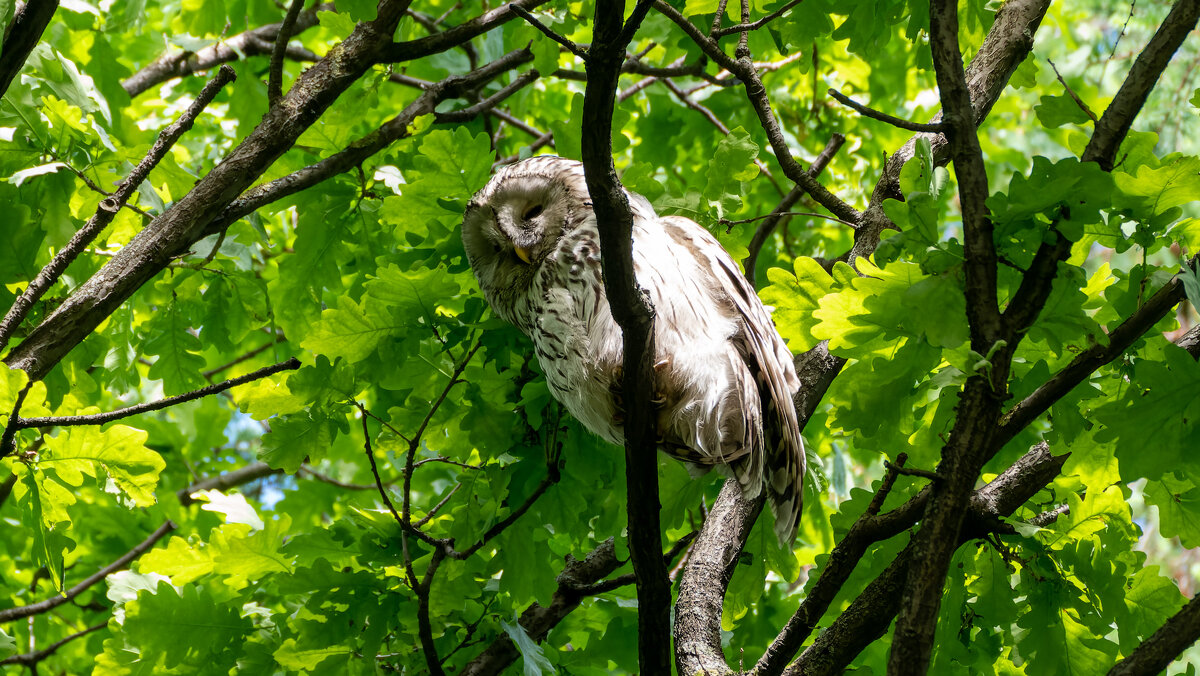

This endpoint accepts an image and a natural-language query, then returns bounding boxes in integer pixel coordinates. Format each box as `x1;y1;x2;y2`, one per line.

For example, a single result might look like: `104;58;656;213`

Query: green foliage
0;1;1198;675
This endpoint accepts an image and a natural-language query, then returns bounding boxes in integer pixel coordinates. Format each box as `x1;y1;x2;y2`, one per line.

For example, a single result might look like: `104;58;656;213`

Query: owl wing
647;214;806;544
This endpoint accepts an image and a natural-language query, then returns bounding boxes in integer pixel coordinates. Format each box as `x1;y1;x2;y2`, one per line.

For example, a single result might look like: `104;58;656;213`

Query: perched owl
462;156;805;544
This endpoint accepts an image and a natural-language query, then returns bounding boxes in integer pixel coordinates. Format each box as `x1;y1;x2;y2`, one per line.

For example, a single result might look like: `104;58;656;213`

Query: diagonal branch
0;0;59;99
0;521;175;623
0;65;236;356
3;1;414;381
0;622;106;666
1109;593;1200;676
652;0;861;226
1084;0;1200;171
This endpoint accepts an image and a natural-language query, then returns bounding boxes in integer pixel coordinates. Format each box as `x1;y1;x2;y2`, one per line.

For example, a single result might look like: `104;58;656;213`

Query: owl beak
513;246;533;265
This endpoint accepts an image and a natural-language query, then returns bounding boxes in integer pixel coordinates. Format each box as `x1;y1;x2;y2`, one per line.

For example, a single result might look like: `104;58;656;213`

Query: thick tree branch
1084;0;1200;171
201;47;534;239
0;0;58;99
1109;593;1200;676
674;2;1051;671
887;1;1014;669
0;65;236;355
998;267;1191;445
580;2;668;674
4;2;413;381
786;444;1069;676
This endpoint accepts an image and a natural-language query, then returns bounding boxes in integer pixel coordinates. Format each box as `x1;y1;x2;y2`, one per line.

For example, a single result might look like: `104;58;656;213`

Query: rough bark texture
672;2;1051;672
579;3;669;674
1108;594;1200;676
461;539;624;676
3;2;413;379
0;0;59;99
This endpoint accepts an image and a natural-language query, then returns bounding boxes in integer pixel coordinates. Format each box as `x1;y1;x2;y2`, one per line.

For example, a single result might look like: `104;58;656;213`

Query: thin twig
359;409;404;528
724;210;857;229
202;336;284;379
884;462;942;482
414;484;462;528
0;522;176;622
509;4;588;60
0;622;106;666
435;69;541;122
828;88;949;133
1046;59;1099;122
713;0;805;37
13;357;300;431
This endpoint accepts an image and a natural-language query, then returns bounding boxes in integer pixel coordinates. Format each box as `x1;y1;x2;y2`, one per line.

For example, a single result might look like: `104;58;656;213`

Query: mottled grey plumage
461;156;805;543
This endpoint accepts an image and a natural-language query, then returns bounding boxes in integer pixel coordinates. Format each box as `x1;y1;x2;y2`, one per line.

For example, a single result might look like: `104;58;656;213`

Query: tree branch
0;0;58;100
267;0;306;105
1109;593;1200;676
177;462;281;505
0;521;175;623
1084;0;1200;171
786;444;1069;676
652;0;861;226
998;265;1191;445
580;2;668;673
0;65;236;355
9;357;300;432
509;4;588;60
712;0;804;37
461;539;624;676
121;4;330;98
200;47;534;240
0;622;105;666
742;133;846;282
4;1;414;381
379;0;550;63
828;88;949;133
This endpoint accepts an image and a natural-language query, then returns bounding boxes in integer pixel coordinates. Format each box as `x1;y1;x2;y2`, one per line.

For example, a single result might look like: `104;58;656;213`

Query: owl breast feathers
461;155;805;544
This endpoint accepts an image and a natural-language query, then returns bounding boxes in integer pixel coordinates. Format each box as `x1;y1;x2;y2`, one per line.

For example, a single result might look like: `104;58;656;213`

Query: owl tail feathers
765;443;805;546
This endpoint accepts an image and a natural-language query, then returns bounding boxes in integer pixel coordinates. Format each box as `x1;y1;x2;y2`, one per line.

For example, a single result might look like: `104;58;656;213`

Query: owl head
462;156;591;321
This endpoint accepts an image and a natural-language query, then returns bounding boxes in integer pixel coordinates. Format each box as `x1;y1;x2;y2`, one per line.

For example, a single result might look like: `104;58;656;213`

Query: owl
461;156;805;544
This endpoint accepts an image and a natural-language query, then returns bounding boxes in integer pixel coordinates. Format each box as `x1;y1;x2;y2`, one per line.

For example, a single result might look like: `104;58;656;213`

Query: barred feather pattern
461;156;805;543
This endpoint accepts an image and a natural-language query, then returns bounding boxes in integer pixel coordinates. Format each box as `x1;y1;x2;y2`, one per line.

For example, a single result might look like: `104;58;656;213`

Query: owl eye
523;204;543;221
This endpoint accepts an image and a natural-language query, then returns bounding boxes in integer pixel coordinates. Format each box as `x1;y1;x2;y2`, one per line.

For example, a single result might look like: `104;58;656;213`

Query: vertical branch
888;2;1006;674
267;0;306;105
579;2;669;674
